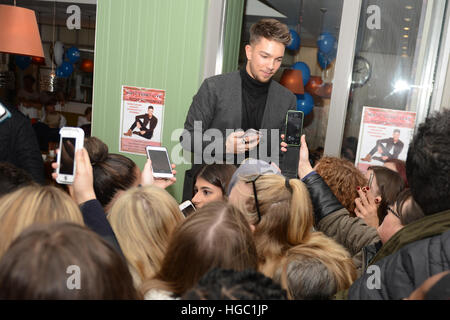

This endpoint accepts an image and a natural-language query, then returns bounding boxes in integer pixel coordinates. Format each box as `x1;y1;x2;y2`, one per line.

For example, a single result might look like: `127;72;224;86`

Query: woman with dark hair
355;166;405;228
361;188;425;273
140;201;258;299
191;164;236;208
384;158;408;187
0;222;141;299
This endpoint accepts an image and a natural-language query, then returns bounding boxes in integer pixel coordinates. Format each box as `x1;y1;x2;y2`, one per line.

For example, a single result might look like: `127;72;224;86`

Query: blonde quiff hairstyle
108;186;184;286
0;185;84;259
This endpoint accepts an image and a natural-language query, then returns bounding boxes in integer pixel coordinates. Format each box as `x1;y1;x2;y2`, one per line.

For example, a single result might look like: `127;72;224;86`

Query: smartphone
56;127;85;185
179;200;196;217
0;103;11;123
284;110;304;147
243;128;262;138
146;146;174;179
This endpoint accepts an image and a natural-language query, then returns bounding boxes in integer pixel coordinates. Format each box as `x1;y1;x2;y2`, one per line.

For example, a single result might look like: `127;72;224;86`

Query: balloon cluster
317;32;337;69
289;61;313;115
55;43;81;78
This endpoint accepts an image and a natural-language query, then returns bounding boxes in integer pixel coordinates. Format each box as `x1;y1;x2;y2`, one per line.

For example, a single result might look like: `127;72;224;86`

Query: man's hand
225;131;258;154
381;156;388;161
140;130;146;135
141;158;177;189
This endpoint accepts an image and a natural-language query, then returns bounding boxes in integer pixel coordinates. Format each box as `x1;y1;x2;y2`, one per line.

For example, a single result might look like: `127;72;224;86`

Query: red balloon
31;56;46;65
305;76;323;95
80;59;94;73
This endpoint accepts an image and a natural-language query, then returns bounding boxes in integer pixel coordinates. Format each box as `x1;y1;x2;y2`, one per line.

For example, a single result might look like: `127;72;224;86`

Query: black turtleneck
240;68;270;131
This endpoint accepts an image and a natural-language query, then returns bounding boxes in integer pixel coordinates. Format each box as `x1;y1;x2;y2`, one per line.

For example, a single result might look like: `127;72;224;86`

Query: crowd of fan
0;109;449;300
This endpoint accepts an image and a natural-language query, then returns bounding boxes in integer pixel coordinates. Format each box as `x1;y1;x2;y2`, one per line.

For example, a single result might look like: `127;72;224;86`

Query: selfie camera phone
145;146;174;179
284;110;304;147
179;200;196;217
56;127;85;185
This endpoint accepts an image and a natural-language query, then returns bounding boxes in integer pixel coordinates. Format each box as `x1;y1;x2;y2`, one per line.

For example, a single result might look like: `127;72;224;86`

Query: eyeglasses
245;175;263;224
387;206;401;219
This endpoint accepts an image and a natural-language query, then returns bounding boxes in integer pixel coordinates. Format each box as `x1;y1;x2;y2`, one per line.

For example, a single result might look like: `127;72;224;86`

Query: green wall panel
222;0;245;73
92;0;208;202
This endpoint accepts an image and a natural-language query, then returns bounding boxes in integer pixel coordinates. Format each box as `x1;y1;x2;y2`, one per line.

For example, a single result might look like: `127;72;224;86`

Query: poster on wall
355;106;416;172
119;85;165;155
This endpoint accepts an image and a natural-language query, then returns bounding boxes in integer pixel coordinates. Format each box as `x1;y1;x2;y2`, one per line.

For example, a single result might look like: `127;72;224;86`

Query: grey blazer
181;71;297;165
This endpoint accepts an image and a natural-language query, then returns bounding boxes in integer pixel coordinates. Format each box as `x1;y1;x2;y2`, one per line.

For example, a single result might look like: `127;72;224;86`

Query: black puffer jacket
348;209;450;299
0;102;44;184
303;172;380;274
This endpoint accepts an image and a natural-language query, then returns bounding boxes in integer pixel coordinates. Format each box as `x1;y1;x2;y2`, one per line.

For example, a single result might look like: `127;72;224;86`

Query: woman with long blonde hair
228;164;356;285
108;186;184;287
0;185;84;259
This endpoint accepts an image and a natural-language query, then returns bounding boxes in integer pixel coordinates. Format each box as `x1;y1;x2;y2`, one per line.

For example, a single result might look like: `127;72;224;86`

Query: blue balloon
56;67;65;78
66;46;81;64
317;32;336;54
292;61;310;85
286;29;301;51
296;92;314;115
57;61;74;78
317;51;334;70
15;55;32;70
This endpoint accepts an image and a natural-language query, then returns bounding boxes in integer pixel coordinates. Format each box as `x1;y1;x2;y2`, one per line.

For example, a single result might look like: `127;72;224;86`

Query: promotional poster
119;86;165;155
356;107;416;172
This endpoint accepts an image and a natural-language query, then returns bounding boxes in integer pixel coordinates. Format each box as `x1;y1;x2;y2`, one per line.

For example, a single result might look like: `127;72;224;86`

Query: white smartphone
179;200;196;217
0;103;11;123
145;146;174;179
56;127;85;185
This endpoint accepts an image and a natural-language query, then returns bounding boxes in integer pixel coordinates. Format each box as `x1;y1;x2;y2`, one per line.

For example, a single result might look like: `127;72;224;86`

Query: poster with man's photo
355;107;416;172
119;86;165;155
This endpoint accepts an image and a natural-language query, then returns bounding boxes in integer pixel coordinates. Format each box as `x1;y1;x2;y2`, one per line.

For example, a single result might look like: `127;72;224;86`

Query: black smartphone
284;110;304;147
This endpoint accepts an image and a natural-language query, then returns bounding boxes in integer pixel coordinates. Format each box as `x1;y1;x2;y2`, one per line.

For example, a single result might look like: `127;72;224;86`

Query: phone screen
60;138;76;175
286;111;304;146
181;203;196;217
147;149;172;174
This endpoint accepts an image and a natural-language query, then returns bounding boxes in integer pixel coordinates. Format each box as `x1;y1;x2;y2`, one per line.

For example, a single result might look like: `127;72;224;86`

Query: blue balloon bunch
55;46;81;78
286;29;301;51
317;32;337;69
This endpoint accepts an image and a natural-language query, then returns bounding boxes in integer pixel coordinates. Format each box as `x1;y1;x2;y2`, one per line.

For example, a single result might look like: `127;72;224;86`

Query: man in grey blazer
181;18;297;167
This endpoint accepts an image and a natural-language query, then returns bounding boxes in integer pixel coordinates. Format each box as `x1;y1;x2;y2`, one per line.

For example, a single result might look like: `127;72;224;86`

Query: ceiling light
404;27;410;31
403;34;409;38
402;46;408;50
404;18;411;22
405;5;413;10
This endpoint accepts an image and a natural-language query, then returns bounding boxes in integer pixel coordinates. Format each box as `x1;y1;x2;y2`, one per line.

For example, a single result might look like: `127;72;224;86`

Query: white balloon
54;41;64;66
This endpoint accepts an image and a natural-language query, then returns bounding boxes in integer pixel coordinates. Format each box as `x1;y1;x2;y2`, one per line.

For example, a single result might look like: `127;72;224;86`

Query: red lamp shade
80;59;94;73
280;69;304;94
0;5;44;58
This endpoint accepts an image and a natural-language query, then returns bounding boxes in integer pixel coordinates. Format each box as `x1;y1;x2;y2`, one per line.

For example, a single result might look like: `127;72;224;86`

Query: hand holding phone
179;200;196;217
145;146;174;179
284;111;304;147
56;127;85;184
